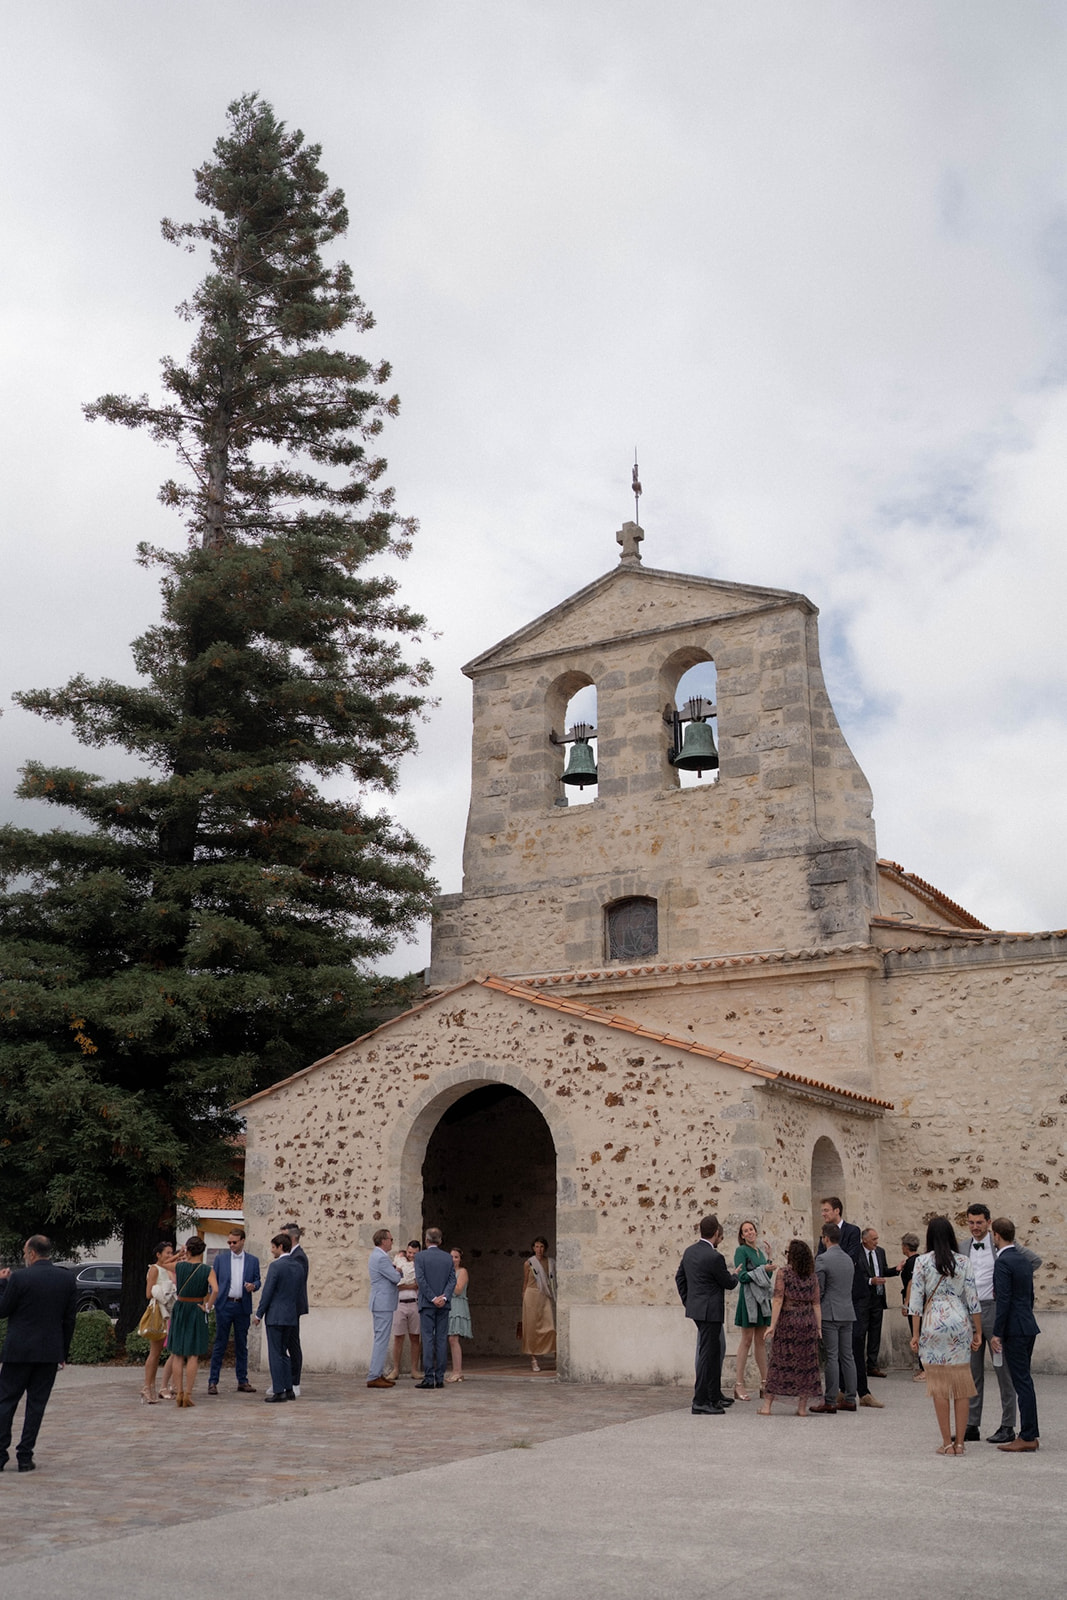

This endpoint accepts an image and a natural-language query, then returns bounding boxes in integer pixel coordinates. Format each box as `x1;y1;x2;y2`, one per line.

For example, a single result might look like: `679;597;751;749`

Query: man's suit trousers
0;1361;59;1464
821;1320;856;1402
968;1301;1017;1430
420;1305;449;1383
264;1323;296;1397
1002;1336;1038;1441
693;1319;726;1407
368;1309;393;1379
209;1299;252;1385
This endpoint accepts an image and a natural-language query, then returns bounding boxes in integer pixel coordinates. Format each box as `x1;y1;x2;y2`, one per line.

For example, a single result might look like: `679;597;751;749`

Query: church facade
239;531;1067;1379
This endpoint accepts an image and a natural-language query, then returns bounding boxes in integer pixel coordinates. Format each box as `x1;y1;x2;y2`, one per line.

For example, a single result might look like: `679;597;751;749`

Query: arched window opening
671;662;719;788
810;1136;846;1246
606;897;658;961
555;682;598;806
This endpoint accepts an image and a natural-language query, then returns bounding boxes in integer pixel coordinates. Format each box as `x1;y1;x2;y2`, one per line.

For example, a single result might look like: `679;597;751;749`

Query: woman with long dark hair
759;1238;822;1417
908;1216;982;1454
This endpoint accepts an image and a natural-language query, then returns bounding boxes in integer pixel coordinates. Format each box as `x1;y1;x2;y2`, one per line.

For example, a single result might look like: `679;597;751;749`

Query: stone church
239;526;1067;1379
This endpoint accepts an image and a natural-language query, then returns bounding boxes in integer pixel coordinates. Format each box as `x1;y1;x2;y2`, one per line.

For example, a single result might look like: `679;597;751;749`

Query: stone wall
239;981;881;1379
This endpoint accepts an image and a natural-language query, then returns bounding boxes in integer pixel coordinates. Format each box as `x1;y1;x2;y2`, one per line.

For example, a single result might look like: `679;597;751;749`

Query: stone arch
546;667;598;806
810;1134;846;1242
386;1062;581;1364
657;644;718;789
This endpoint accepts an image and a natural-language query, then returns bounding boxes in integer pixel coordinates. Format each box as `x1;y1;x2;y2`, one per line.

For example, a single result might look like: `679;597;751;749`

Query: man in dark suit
252;1234;305;1402
858;1227;899;1378
0;1234;77;1471
991;1217;1040;1452
414;1227;456;1388
815;1197;861;1265
206;1225;261;1396
281;1222;309;1397
675;1214;739;1415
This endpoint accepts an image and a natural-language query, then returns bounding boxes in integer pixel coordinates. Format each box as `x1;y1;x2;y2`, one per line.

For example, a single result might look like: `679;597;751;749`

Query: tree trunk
116;1196;175;1345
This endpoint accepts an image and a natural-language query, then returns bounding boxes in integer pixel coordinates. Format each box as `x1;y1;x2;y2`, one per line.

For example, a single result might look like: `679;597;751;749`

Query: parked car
66;1262;123;1316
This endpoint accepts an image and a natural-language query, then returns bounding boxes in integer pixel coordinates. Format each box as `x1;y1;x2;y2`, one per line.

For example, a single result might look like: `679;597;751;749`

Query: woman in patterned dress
759;1238;822;1416
908;1216;982;1454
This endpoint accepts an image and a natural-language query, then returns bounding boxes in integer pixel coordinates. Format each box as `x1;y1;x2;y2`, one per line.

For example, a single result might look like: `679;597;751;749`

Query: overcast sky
3;1;1067;975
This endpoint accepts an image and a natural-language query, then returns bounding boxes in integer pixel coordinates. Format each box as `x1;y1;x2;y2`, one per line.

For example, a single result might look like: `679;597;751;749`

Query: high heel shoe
531;1359;541;1373
159;1386;176;1401
733;1386;752;1402
140;1385;158;1405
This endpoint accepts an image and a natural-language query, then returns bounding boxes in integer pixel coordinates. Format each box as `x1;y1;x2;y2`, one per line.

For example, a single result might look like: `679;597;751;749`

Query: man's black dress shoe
17;1460;36;1471
986;1426;1015;1444
416;1378;437;1388
715;1396;734;1407
963;1424;981;1442
264;1393;287;1403
691;1404;725;1414
283;1389;296;1401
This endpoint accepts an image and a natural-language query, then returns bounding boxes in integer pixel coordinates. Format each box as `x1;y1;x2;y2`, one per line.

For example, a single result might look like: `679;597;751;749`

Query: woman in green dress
167;1237;217;1407
733;1219;773;1401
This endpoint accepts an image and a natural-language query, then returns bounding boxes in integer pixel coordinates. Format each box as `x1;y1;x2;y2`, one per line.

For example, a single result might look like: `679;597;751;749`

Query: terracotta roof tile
876;859;988;930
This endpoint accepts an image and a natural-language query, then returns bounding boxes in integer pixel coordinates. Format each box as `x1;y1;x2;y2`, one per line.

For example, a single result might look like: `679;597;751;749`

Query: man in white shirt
207;1227;261;1396
960;1201;1040;1445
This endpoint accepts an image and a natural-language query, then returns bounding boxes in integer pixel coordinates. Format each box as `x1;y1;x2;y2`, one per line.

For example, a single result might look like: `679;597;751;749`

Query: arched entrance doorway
421;1085;556;1355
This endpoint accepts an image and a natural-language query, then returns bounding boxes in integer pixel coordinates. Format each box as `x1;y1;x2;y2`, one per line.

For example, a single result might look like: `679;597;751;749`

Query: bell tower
429;527;877;987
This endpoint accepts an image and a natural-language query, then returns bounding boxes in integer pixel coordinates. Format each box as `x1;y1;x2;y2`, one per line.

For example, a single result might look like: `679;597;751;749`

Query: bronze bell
561;735;598;788
671;717;718;775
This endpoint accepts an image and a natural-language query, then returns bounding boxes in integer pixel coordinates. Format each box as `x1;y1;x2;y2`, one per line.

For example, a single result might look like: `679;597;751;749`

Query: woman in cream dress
521;1236;556;1373
141;1240;178;1403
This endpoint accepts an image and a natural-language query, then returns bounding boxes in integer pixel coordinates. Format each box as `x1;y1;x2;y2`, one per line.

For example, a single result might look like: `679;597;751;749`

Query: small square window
606;898;658;961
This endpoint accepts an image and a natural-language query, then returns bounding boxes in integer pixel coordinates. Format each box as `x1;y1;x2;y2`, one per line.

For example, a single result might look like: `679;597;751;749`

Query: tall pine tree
0;95;435;1328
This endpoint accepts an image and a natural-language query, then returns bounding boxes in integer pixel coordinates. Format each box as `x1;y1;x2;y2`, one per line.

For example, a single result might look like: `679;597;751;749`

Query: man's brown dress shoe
809;1402;837;1413
236;1382;257;1392
207;1383;219;1395
998;1437;1039;1452
367;1376;395;1388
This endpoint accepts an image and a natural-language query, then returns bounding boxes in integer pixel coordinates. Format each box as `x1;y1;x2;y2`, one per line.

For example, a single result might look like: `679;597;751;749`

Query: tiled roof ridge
876;859;988;930
479;975;892;1108
873;921;1067;953
506;943;876;988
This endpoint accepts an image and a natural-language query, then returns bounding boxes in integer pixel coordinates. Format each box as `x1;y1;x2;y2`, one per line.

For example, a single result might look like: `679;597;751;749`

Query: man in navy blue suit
207;1225;261;1395
0;1234;77;1472
990;1217;1041;1452
414;1227;456;1388
252;1235;305;1402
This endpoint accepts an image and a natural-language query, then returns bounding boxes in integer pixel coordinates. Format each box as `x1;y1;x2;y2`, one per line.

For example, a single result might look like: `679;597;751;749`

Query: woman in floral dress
759;1239;822;1416
908;1216;982;1454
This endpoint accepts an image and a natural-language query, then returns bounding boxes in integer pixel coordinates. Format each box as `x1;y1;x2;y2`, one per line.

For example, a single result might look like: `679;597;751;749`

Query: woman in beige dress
521;1236;556;1373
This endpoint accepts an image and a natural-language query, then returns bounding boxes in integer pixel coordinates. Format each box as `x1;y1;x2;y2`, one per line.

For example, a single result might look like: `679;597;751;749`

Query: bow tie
972;1241;986;1250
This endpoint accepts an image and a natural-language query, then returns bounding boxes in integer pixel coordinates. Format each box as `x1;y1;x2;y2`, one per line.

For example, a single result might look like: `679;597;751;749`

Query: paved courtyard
2;1363;1064;1598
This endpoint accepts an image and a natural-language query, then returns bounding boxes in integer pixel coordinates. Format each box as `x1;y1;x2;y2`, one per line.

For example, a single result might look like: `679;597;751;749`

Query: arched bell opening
810;1135;846;1245
659;648;719;789
420;1086;557;1355
547;670;598;807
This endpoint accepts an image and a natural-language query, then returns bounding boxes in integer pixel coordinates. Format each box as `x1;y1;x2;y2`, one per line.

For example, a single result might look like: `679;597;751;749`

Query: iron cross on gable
616;520;644;564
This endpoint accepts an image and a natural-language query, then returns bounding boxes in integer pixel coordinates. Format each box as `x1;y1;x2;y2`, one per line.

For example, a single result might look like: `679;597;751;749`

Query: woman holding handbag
908;1216;982;1454
139;1240;178;1404
167;1237;218;1407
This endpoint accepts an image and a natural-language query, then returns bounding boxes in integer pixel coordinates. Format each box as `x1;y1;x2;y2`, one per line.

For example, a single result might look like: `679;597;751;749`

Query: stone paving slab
0;1361;681;1565
3;1370;1064;1600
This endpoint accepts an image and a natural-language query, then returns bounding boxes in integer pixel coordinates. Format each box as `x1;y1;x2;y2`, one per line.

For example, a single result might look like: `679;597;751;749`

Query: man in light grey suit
367;1228;402;1389
960;1201;1042;1444
811;1223;857;1414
